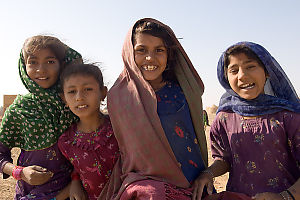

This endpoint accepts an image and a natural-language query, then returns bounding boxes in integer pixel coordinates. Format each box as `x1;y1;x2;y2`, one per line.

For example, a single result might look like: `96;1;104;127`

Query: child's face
227;53;266;100
62;74;107;120
134;33;168;87
25;48;60;89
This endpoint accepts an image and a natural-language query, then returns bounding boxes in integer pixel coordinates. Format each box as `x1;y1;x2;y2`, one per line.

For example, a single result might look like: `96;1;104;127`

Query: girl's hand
252;192;283;200
192;171;214;200
69;180;88;200
21;165;53;185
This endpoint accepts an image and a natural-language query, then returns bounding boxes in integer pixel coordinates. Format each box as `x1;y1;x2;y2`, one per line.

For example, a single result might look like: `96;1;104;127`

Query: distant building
2;95;17;117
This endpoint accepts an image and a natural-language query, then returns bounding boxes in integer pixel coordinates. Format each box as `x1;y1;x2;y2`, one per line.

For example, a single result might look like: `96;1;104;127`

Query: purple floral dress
0;143;72;200
210;110;300;196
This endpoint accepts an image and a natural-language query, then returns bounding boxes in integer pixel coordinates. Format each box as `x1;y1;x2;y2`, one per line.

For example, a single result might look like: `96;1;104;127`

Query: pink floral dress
58;117;119;200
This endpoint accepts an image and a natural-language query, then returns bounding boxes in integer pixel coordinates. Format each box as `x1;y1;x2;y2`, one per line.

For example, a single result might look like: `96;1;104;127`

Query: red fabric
71;170;80;180
119;180;192;200
58;117;119;200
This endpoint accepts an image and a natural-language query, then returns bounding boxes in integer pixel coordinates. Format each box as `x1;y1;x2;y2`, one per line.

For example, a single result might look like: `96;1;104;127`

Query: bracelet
286;189;295;200
202;169;214;179
12;166;24;180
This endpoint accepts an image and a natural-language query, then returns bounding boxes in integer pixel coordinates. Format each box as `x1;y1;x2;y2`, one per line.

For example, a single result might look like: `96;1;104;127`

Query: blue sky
0;0;299;108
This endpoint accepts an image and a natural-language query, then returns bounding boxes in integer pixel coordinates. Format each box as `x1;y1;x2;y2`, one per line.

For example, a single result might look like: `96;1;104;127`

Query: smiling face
227;53;267;100
62;74;107;120
134;33;168;88
25;48;60;89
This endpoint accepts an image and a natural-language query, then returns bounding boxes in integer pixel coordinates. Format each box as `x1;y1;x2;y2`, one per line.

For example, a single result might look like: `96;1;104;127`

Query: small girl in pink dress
58;63;119;200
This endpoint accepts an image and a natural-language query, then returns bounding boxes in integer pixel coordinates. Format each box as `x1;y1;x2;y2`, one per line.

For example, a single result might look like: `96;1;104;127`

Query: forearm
287;178;300;200
0;142;13;175
205;159;230;178
2;162;15;176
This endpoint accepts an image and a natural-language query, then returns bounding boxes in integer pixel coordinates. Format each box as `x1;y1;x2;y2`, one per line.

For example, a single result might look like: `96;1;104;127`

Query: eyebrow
134;44;166;48
65;83;94;88
27;56;57;59
228;60;255;69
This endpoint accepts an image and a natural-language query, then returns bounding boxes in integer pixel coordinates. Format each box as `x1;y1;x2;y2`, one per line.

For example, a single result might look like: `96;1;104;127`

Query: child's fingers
192;181;204;200
31;166;54;177
206;181;213;195
31;165;48;172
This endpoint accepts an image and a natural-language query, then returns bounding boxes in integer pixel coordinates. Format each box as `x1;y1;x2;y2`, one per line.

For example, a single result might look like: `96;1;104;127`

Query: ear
101;86;108;101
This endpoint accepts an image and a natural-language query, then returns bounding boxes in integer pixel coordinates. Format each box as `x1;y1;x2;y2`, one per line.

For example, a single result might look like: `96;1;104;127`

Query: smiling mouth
240;83;255;89
77;105;88;109
142;65;158;71
36;77;48;80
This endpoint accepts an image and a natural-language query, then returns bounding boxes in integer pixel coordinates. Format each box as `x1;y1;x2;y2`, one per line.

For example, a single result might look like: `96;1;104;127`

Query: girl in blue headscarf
196;42;300;200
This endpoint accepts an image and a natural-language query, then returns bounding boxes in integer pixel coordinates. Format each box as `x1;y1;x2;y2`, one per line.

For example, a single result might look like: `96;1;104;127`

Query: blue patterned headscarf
217;41;300;116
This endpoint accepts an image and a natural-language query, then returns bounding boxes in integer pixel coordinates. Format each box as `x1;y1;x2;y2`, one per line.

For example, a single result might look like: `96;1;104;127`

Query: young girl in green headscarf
0;35;82;200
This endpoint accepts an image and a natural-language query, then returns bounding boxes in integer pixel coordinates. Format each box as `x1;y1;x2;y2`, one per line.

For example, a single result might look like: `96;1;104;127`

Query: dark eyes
66;88;93;94
27;60;56;65
156;48;165;52
27;60;36;65
247;65;256;69
85;88;93;91
135;48;145;53
135;48;165;53
67;90;76;94
228;69;238;74
48;60;56;64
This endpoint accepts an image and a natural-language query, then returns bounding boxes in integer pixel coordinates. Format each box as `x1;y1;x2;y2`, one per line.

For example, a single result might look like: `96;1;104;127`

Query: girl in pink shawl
101;18;212;200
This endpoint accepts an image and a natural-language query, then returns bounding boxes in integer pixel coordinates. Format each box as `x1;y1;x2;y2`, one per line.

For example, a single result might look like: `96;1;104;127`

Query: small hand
69;180;88;200
192;171;214;200
252;192;283;200
21;165;53;185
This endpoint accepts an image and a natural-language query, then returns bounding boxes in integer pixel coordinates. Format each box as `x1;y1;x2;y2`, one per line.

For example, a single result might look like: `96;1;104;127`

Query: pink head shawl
100;18;207;199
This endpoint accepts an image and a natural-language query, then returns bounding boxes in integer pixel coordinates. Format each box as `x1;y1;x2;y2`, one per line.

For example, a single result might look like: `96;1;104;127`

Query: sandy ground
0;114;228;199
0;148;19;200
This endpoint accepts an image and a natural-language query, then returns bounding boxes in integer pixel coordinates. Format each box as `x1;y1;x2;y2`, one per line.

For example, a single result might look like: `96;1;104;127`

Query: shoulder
101;115;114;136
58;123;77;146
214;110;238;123
261;110;300;122
211;111;240;131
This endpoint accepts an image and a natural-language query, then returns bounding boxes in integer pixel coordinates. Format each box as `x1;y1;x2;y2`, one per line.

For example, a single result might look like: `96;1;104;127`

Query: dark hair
22;35;66;66
224;44;266;79
60;63;104;92
132;20;177;82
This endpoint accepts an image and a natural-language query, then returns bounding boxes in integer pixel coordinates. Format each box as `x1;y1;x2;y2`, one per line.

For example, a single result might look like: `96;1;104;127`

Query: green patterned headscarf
0;47;82;151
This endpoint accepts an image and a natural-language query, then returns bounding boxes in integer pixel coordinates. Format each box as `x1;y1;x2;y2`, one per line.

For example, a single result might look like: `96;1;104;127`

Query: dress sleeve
284;111;300;165
209;113;232;165
0;142;13;179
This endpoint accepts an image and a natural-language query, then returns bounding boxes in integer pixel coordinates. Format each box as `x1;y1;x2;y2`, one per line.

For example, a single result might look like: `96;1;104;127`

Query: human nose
76;91;84;101
237;68;247;80
145;51;154;61
36;64;46;73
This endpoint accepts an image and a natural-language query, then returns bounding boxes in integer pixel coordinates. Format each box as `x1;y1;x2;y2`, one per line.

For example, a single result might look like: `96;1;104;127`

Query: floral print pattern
58;117;119;200
210;111;300;196
156;82;206;183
